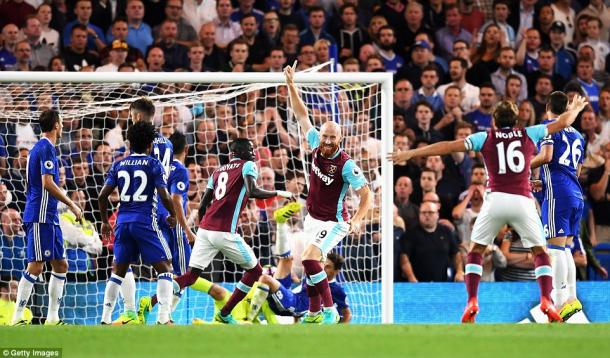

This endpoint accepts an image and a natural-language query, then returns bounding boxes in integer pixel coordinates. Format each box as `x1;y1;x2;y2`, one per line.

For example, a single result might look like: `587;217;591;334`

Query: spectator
113;0;153;56
435;4;472;61
534;3;554;43
36;3;59;51
63;0;106;51
434;85;464;140
333;4;368;61
509;0;537;46
188;119;219;165
399;201;462;282
551;0;575;45
588;141;610;243
438;57;480;112
496;228;536;281
153;0;197;46
213;0;242;48
0;208;25;280
250;10;282;69
425;155;463;221
90;0;126;33
0;280;32;325
373;25;403;74
411;65;443;113
577;44;610;86
491;47;527;103
221;38;251;72
182;0;217;39
280;24;299;64
100;18;145;70
0;0;35;29
578;0;610;42
469;23;503;86
527;47;566;98
62;24;100;71
2;148;27;213
414;32;448;74
186;42;207;72
12;41;32;71
392;133;420;181
66;156;90;192
530;74;553;121
396;40;438;89
366;14;388;43
270;147;289;190
277;0;305;31
376;0;404;34
423;0;445;30
145;45;166;71
394;176;418;229
459;0;484;36
599;87;610;127
576;56;601;112
96;40;128;72
299;5;335;46
399;1;432;56
453;182;485;244
22;15;56;69
504;73;524;104
412;101;443;144
268;47;286;72
580;110;605;159
0;24;20;69
231;0;264;24
156;19;189;71
198;22;225;71
548;21;576;81
465;83;496;132
364;54;384;72
515;28;541;75
479;0;515;48
581;17;609;72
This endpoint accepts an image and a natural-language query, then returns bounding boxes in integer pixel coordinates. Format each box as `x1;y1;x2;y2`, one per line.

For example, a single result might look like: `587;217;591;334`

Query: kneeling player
246;203;351;323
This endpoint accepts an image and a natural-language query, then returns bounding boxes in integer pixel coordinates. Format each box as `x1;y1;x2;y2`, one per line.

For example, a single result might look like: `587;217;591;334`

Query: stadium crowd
0;0;609;300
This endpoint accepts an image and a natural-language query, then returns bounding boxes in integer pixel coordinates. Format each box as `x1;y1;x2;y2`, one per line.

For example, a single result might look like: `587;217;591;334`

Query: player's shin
121;268;137;313
220;264;262;317
303;259;333;308
534;252;553;301
101;274;123;324
47;271;67;323
11;272;38;324
465;252;483;302
564;248;577;301
156;273;174;323
305;278;321;313
275;222;291;257
246;283;269;321
548;245;568;307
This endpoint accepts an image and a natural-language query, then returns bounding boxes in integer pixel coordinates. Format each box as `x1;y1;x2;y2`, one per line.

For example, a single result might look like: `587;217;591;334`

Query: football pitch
2;324;610;358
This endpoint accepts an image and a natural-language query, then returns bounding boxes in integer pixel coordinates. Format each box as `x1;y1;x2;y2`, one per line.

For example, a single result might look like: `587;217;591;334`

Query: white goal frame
0;71;394;324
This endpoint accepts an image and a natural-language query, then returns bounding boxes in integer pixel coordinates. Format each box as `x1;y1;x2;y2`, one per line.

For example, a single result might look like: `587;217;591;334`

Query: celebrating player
246;203;352;323
166;138;294;324
531;92;585;321
11;110;83;326
113;97;174;325
99;121;177;325
388;96;588;323
284;64;372;324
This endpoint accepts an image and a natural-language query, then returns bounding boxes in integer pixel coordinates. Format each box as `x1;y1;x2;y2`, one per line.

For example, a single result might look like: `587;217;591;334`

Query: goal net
0;70;393;324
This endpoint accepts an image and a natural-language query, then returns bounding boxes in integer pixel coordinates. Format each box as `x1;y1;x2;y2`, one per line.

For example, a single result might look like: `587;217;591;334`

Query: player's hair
129;97;155;121
472;162;486;171
547;91;568;114
327;252;345;271
229;138;252;156
169;130;187;155
493;100;519;128
127;121;156;154
39;109;61;132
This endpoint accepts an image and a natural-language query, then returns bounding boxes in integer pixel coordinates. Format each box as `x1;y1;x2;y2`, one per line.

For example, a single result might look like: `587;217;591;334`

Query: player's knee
26;262;44;276
50;260;68;274
247;263;263;278
469;243;487;254
302;245;322;261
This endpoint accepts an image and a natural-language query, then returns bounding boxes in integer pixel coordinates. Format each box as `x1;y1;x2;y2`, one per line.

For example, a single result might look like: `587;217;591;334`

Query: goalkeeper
244;202;352;324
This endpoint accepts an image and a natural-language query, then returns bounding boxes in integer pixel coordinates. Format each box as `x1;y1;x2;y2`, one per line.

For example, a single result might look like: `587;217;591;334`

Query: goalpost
0;71;394;324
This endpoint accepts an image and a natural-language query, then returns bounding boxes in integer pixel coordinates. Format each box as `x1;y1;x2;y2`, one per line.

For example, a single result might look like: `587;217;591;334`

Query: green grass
1;324;610;358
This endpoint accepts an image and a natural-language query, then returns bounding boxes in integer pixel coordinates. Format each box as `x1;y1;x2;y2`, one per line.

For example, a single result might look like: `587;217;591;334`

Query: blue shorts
542;197;584;239
25;222;64;262
113;222;172;265
268;275;308;317
159;222;192;276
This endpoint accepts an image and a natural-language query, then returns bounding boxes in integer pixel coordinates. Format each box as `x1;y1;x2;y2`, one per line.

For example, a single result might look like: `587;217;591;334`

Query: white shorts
303;215;350;256
189;229;258;270
470;192;545;248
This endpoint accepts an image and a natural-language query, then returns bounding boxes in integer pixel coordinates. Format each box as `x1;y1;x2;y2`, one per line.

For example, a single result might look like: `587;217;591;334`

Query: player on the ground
99;121;177;325
113;97;174;325
164;138;294;324
285;64;372;324
389;96;588;323
246;202;352;323
531;92;585;321
11;110;83;326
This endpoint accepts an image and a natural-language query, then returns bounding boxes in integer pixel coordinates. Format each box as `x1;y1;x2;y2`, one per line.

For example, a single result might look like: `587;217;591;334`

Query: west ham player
99;121;178;325
167;138;293;324
246;203;352;323
531;92;585;321
285;64;372;324
11;110;83;326
389;96;588;323
114;97;175;325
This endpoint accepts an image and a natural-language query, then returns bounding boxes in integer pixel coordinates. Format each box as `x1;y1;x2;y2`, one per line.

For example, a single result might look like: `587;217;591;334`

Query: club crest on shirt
327;164;337;175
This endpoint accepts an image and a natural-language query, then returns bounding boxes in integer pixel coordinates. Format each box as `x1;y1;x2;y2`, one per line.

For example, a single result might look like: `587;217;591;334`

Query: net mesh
0;76;384;324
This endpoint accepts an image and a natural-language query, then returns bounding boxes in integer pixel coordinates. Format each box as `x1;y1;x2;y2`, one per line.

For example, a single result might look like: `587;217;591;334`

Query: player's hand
101;222;112;241
284;62;296;86
530;179;543;192
567;95;588;113
166;215;177;228
348;218;362;237
186;229;197;244
454;271;465;282
69;203;83;224
386;150;414;162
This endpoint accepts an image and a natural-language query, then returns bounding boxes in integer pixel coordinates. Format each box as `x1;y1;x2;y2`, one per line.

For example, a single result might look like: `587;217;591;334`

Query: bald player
284;64;373;324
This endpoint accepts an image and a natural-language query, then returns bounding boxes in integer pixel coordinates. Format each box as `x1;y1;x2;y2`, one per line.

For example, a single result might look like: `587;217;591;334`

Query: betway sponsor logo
311;161;334;185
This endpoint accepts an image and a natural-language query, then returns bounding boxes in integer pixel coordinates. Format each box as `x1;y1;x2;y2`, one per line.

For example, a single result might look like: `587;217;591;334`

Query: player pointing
389;96;588;323
285;64;373;324
11;110;83;325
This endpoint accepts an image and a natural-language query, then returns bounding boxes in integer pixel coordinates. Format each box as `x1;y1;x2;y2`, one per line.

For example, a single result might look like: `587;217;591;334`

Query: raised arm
284;64;313;134
387;139;467;163
546;95;588;135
